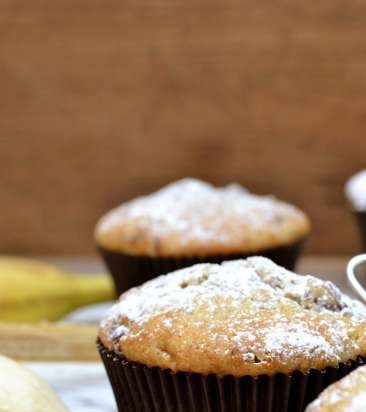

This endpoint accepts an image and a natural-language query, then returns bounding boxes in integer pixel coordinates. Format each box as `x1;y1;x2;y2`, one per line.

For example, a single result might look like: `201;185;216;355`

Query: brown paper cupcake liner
354;211;366;251
98;238;305;295
97;340;366;412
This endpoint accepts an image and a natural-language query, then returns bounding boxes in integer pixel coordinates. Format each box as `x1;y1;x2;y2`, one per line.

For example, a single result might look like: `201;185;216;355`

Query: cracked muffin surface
99;257;366;377
306;365;366;412
95;178;310;257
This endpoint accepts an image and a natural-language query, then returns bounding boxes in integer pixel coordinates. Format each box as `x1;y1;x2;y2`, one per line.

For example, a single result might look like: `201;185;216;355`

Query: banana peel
0;257;114;323
0;322;99;361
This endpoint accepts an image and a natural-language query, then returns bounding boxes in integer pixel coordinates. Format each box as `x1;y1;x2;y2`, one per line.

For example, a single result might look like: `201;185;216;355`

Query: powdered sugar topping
262;325;335;357
102;257;366;365
97;179;308;252
348;393;366;412
345;170;366;211
306;365;366;412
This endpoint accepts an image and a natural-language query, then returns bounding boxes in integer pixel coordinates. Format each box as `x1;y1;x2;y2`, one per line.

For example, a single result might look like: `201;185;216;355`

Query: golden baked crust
306;365;366;412
99;257;366;377
95;179;310;257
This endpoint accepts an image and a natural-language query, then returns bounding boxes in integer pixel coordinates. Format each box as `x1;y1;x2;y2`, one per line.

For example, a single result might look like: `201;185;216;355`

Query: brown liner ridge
98;238;305;295
97;340;366;412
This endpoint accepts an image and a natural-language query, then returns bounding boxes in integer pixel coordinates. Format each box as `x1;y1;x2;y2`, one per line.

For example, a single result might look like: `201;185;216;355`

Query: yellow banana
0;257;114;323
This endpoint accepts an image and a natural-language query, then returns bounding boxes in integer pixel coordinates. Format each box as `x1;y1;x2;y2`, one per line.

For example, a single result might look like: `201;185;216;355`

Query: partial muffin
0;353;67;412
306;365;366;412
98;257;366;412
95;178;310;293
345;170;366;251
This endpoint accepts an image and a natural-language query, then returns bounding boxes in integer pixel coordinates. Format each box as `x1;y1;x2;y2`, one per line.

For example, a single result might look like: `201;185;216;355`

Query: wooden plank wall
1;1;366;255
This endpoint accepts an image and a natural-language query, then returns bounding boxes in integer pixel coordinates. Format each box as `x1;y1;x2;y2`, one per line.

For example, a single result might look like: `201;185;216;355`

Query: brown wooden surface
0;323;99;361
1;1;366;254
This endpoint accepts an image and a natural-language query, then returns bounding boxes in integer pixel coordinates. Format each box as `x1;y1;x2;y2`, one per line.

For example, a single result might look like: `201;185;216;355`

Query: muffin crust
99;257;366;377
95;179;310;257
306;365;366;412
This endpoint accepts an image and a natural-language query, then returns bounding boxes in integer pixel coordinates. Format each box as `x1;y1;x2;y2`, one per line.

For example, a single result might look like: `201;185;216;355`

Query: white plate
63;302;114;324
25;362;116;412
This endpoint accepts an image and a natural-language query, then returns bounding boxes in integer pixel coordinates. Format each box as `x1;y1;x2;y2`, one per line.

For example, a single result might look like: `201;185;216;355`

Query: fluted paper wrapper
98;239;305;295
97;340;365;412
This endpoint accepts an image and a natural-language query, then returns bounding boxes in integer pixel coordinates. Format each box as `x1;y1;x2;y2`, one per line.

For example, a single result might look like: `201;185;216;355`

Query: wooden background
1;0;366;255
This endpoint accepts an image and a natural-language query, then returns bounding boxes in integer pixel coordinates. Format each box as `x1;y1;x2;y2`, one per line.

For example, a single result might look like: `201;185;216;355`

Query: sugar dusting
346;170;366;211
349;393;366;412
306;365;366;412
97;178;307;247
102;257;366;366
262;325;335;357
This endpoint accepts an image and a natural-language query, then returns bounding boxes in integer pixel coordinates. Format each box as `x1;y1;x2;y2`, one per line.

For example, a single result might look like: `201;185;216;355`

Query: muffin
306;365;366;412
95;178;310;294
345;170;366;251
98;257;366;412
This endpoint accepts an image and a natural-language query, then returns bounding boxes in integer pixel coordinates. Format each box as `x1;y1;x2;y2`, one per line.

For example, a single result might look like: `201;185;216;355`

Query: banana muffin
98;257;366;412
306;365;366;412
345;170;366;251
95;178;310;293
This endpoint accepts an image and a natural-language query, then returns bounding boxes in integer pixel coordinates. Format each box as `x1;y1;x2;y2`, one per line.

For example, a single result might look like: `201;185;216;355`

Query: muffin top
345;170;366;211
99;257;366;377
95;179;310;257
306;365;366;412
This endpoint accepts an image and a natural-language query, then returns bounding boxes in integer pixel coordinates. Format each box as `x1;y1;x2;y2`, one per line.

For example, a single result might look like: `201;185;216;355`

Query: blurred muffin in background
95;178;310;294
98;257;366;412
306;365;366;412
345;170;366;251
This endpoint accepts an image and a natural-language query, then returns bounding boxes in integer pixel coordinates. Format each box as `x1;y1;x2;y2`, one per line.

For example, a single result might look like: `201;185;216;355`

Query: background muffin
306;365;366;412
345;170;366;251
95;178;310;294
98;257;366;412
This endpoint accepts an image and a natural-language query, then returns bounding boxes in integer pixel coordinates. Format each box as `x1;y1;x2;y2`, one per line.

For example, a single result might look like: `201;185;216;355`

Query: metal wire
347;254;366;303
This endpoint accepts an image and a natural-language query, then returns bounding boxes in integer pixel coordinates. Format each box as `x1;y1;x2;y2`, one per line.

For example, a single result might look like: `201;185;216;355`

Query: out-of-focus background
1;1;366;255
